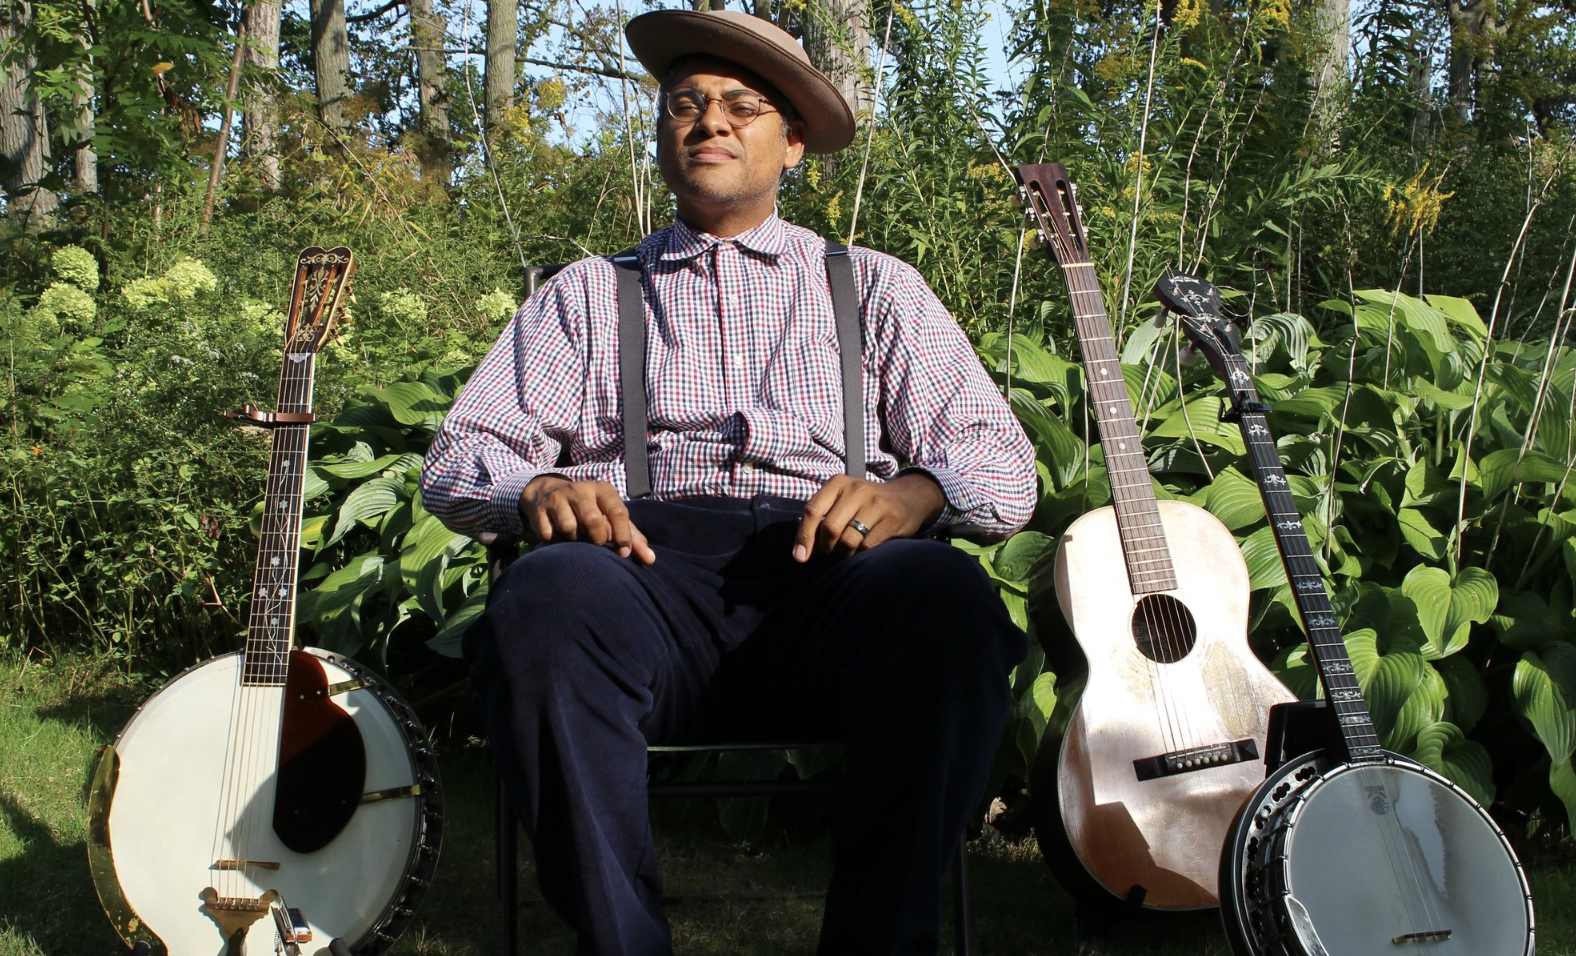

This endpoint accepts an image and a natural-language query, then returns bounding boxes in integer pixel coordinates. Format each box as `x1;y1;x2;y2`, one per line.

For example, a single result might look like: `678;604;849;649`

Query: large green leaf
427;587;488;658
1433;653;1488;732
1205;467;1268;530
1512;643;1576;765
1273;385;1346;420
1149;396;1244;454
1424;294;1489;340
1478;448;1572;503
397;512;475;624
1346;627;1427;750
1238;526;1289;591
1489;591;1564;653
1397;507;1447;560
315;451;424;481
1400;565;1497;659
367;381;450;430
994;531;1055;586
1401;460;1451;509
1010;390;1085;488
1552;759;1576;833
325;474;408;548
1410;721;1495;807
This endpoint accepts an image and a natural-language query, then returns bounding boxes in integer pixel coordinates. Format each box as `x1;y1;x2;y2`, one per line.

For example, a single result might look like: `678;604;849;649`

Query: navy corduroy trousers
464;495;1027;956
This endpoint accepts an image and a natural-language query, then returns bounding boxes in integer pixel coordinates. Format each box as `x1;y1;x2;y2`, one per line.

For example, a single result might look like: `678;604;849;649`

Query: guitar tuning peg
1070;182;1078;195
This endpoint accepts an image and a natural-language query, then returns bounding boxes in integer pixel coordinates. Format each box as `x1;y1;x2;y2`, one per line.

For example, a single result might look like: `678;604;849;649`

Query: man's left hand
793;472;947;563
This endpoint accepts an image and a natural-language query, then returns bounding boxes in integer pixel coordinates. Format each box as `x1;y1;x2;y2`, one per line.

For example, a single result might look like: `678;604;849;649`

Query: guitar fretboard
1224;359;1383;763
241;352;316;687
1060;263;1177;594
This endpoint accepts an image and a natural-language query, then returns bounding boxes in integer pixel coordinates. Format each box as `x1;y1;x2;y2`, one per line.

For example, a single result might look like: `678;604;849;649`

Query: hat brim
625;10;856;154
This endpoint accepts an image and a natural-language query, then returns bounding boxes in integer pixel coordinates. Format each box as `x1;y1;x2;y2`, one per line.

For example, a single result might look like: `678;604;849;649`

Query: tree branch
346;0;404;24
521;55;638;81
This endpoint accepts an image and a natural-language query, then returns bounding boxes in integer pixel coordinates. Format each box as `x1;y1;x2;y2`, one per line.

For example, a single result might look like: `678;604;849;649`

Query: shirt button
739;462;755;473
731;355;744;367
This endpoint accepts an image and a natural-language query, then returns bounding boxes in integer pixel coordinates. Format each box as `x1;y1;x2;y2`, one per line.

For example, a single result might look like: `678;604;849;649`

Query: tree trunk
1407;27;1433;152
1446;0;1501;126
242;0;282;191
0;0;58;227
799;0;872;121
1309;0;1348;143
202;26;247;234
72;0;97;194
483;0;515;129
408;0;451;183
310;0;353;135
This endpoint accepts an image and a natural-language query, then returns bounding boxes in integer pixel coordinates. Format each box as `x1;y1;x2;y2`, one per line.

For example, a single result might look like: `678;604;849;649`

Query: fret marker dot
1119;442;1127;450
271;557;281;567
1100;369;1109;376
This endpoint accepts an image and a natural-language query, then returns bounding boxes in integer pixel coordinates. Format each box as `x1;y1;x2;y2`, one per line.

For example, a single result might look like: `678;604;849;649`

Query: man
421;9;1036;954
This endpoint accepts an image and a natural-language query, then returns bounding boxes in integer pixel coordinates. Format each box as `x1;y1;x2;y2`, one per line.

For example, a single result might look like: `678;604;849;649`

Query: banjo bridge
212;859;281;870
1393;930;1452;944
1134;738;1259;781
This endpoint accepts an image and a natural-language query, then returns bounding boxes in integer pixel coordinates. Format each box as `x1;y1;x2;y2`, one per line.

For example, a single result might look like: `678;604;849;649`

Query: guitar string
1238;396;1444;942
1069;273;1198;754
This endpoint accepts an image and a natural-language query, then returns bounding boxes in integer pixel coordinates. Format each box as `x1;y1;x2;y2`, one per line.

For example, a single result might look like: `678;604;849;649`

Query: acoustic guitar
87;248;443;955
1155;272;1535;956
1014;163;1295;913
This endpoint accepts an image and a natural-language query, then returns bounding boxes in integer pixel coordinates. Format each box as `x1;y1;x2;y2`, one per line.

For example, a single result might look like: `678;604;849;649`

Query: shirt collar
657;214;788;265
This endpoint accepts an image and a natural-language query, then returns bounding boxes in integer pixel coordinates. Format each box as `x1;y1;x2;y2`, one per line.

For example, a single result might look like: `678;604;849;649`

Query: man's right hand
520;475;656;564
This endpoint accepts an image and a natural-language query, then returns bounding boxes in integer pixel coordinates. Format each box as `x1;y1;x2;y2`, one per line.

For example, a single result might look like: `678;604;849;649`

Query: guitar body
89;649;441;956
1221;751;1534;956
1034;499;1295;911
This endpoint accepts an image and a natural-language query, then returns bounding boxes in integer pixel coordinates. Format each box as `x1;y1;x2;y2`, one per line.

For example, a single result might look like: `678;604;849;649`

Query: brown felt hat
625;9;856;154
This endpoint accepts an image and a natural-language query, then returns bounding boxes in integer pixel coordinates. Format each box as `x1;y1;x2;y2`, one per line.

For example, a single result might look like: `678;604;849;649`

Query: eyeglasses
663;89;780;128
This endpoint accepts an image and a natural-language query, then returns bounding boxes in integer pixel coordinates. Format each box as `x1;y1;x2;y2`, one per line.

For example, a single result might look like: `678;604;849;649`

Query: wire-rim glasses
664;89;780;128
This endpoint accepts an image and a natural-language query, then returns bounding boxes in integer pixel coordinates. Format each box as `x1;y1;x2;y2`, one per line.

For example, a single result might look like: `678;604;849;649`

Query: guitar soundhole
1131;594;1197;663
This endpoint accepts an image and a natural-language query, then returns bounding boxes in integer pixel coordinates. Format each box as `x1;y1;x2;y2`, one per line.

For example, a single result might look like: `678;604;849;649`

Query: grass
2;653;1571;955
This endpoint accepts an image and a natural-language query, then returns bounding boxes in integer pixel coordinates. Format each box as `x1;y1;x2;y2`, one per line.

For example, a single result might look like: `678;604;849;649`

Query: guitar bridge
1393;930;1452;944
1133;739;1259;781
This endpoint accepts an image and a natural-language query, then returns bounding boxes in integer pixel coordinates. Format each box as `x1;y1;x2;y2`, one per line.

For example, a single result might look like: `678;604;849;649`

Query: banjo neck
1158;274;1382;766
234;248;354;688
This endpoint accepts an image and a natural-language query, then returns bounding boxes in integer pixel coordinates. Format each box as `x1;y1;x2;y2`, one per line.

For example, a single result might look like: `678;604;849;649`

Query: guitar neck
242;352;317;687
1061;262;1176;594
1230;394;1383;763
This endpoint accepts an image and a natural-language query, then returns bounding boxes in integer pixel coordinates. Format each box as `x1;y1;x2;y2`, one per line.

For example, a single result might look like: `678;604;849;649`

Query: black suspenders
610;238;864;499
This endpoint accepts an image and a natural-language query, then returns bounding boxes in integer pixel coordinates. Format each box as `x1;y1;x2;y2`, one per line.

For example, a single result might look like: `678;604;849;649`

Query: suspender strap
824;240;864;480
611;251;652;499
612;239;865;497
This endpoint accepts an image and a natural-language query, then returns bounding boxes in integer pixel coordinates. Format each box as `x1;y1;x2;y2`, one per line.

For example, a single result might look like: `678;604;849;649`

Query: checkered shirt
420;215;1037;539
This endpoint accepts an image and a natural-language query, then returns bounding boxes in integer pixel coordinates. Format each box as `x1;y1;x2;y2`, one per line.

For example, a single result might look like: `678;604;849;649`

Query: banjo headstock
1154;272;1238;383
282;247;356;355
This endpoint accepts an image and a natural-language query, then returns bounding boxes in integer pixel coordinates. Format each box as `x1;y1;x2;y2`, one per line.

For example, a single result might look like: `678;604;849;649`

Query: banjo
87;248;443;956
1155;272;1535;956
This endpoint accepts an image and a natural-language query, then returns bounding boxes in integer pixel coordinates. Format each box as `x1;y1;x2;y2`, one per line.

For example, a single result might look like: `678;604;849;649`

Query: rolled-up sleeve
862;253;1037;539
420;276;588;537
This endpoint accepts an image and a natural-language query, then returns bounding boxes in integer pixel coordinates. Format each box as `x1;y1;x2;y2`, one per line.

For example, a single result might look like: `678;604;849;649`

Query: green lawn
1;654;1568;955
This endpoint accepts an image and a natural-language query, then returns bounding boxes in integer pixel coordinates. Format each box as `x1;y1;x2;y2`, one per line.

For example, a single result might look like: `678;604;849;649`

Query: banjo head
1248;755;1533;956
88;649;442;956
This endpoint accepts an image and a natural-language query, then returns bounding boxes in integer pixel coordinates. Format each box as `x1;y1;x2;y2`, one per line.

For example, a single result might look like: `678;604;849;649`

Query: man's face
655;56;807;235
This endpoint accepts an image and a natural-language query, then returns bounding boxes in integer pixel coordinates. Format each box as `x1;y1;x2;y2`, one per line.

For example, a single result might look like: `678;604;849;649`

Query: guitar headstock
282;247;356;355
1014;163;1090;267
1154;272;1237;379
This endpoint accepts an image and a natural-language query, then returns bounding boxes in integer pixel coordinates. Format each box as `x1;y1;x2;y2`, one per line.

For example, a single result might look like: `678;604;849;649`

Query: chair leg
952;831;971;956
497;769;518;956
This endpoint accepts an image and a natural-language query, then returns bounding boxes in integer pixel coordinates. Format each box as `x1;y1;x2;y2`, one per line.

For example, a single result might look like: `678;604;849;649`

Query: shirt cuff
487;468;542;537
898;465;976;534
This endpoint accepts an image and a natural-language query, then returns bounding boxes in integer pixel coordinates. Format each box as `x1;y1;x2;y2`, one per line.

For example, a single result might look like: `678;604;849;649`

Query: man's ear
782;117;807;170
